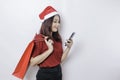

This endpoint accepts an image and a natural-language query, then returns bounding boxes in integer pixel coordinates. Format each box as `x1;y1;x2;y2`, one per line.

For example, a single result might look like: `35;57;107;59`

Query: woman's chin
52;30;58;32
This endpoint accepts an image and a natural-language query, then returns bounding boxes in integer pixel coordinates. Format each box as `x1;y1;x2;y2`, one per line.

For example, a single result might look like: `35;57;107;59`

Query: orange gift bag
12;40;34;79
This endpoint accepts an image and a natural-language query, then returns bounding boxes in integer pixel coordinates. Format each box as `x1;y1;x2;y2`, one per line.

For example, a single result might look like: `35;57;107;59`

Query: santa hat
39;6;58;22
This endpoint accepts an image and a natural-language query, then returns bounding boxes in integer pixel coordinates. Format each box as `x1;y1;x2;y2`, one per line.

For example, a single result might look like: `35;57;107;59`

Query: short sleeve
31;40;43;58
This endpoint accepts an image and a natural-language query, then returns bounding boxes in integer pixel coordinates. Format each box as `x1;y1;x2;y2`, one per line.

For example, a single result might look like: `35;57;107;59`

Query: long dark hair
39;15;62;42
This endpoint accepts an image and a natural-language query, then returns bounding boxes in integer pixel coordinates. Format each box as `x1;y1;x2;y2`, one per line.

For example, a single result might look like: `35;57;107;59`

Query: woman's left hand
65;39;73;48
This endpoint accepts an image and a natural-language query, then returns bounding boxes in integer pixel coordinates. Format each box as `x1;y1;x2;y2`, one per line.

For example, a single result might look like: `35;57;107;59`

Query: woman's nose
56;23;60;27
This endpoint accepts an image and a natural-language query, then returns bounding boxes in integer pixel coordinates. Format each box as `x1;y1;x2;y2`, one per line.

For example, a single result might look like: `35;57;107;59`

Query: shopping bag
12;40;34;79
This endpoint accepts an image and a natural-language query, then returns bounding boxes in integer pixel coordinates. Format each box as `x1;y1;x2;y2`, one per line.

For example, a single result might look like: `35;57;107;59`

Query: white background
0;0;120;80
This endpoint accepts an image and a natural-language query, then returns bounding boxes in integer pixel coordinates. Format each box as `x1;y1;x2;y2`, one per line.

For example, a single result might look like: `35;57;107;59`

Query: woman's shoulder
34;34;44;42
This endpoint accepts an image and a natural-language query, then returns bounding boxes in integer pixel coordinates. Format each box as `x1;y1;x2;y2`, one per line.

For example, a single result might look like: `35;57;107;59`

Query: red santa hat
39;6;58;22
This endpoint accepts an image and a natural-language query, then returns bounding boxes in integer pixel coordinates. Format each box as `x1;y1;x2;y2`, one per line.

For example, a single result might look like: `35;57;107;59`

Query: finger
66;40;71;43
44;37;49;43
48;39;54;44
65;41;70;45
44;38;48;43
44;36;48;40
65;42;68;46
68;39;73;43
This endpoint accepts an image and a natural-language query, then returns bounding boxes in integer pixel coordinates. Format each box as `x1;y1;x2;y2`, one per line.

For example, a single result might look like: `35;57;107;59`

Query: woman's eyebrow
54;19;59;21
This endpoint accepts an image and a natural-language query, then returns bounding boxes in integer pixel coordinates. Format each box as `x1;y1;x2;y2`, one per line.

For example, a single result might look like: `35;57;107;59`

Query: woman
30;6;73;80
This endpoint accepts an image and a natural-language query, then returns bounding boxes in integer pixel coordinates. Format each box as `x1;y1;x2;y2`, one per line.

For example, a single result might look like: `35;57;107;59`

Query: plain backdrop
0;0;120;80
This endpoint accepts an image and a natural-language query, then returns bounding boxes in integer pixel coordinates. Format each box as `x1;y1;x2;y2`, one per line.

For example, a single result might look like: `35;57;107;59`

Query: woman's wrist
67;44;72;49
66;46;71;49
47;48;53;53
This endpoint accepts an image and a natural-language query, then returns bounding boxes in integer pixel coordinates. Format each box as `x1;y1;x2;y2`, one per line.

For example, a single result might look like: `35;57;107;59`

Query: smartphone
65;32;75;46
68;32;75;40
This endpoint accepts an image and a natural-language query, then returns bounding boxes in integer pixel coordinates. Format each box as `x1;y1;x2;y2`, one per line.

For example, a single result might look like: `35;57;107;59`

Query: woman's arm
61;39;73;62
30;38;53;66
30;49;53;66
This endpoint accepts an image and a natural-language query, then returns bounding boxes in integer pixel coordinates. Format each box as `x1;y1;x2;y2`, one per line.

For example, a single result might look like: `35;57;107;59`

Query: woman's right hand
44;37;54;52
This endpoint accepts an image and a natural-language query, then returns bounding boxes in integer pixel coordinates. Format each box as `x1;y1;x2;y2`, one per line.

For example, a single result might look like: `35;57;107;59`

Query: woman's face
51;15;60;32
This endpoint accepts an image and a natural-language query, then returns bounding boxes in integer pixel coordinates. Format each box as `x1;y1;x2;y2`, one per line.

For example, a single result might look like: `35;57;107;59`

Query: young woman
30;6;73;80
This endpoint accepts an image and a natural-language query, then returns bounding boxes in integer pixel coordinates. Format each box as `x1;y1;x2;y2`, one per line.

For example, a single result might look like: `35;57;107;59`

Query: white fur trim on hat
41;12;58;22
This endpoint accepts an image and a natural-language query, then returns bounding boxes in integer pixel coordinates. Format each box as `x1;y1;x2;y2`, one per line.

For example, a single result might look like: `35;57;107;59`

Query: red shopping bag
12;40;34;79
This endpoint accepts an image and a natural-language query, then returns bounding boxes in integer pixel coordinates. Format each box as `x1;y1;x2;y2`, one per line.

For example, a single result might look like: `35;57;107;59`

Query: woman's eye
53;20;60;23
54;21;57;23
